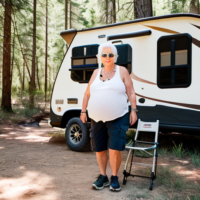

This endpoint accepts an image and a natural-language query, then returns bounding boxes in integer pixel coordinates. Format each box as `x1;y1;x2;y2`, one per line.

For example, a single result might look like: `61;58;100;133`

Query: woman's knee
109;149;121;157
96;150;107;156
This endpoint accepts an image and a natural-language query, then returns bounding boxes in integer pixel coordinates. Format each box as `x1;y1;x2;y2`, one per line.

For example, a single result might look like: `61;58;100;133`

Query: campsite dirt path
0;122;199;200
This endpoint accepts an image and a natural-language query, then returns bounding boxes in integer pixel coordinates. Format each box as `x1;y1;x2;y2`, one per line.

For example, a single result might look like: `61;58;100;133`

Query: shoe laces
96;174;104;181
111;176;118;184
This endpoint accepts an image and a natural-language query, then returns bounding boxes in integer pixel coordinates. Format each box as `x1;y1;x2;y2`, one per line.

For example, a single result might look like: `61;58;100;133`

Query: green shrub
189;150;200;167
171;141;187;158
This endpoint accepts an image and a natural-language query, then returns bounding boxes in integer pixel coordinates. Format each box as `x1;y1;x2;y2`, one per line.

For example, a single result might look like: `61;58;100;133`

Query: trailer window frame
70;44;99;83
157;33;192;88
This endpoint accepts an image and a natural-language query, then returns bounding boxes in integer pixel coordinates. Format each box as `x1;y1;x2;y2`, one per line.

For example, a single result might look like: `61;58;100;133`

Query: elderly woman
80;42;137;191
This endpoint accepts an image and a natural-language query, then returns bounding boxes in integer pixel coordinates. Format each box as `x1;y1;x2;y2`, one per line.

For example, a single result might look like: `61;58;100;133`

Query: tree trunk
134;0;153;19
30;0;37;107
65;0;68;30
106;0;108;24
112;0;116;23
117;0;119;11
22;61;25;91
1;0;12;112
36;57;40;90
70;0;72;28
45;0;48;104
11;23;15;86
190;0;199;14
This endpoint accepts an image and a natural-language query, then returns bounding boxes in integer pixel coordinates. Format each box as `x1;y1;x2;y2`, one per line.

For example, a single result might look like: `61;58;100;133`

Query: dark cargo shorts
90;112;130;152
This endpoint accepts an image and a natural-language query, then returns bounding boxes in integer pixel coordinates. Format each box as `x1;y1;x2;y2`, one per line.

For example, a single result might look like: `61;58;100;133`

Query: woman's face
101;47;115;67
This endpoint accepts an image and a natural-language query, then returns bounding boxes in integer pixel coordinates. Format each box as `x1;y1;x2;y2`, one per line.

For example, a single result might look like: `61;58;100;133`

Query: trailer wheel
65;117;91;152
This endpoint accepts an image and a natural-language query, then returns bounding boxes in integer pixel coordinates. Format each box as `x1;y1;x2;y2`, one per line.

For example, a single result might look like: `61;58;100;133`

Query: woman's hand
80;113;87;123
130;111;137;126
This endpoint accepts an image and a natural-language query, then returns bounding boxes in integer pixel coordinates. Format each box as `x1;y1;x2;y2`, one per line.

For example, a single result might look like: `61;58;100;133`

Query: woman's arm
80;69;99;123
120;67;137;126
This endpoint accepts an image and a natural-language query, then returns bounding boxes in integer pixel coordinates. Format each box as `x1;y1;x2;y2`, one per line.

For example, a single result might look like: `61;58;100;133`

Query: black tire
65;117;91;152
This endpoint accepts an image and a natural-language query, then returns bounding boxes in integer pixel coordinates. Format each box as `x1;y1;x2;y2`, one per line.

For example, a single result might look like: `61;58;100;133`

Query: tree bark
22;61;25;91
189;0;199;14
112;0;116;23
134;0;153;19
30;0;37;107
11;22;15;86
70;0;72;28
65;0;68;30
45;0;48;104
1;0;12;111
106;0;108;24
36;57;40;90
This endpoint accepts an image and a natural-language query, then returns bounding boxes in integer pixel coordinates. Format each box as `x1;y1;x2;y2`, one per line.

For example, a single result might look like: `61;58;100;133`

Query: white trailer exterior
50;14;200;150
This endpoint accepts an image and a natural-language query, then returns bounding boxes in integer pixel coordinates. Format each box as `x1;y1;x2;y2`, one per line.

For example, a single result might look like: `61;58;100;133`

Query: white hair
97;42;118;63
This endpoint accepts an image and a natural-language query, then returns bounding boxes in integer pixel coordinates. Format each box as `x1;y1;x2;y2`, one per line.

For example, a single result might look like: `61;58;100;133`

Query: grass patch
189;150;200;168
157;147;169;156
156;166;200;200
128;166;200;200
171;141;188;158
0;107;41;124
13;107;40;118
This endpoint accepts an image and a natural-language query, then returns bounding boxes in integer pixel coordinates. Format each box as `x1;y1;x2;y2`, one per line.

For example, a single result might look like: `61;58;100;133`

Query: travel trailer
50;13;200;151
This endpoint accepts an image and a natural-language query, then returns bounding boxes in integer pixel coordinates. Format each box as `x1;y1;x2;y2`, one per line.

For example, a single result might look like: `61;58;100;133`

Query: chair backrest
135;119;159;143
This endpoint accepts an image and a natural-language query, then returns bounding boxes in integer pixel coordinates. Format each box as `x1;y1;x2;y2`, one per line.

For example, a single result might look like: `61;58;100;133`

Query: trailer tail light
55;99;64;104
67;98;78;104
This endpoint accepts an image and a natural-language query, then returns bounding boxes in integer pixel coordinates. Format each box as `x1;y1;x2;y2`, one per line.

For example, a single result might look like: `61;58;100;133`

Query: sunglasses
101;53;114;58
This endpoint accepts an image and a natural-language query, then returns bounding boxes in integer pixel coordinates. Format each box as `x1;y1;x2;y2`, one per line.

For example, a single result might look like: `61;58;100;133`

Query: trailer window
115;44;132;74
157;34;192;88
70;44;99;83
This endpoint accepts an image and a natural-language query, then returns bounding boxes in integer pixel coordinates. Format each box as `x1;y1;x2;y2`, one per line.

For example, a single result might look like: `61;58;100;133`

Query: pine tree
2;0;12;111
190;0;199;14
30;0;37;107
45;0;48;104
134;0;153;19
1;0;29;111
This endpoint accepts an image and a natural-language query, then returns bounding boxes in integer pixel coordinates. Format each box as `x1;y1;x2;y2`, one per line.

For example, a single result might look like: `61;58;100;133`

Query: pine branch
12;10;31;80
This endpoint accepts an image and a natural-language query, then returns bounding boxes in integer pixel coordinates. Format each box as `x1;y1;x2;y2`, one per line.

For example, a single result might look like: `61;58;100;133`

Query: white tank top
87;65;129;122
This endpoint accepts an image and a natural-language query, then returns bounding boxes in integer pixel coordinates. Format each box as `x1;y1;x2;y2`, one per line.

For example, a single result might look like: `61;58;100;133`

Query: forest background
0;0;200;112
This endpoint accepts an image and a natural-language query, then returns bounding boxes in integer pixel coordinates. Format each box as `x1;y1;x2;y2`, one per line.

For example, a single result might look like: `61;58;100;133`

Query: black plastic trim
135;105;200;134
71;55;98;59
107;30;151;41
98;34;106;38
60;109;91;128
112;40;123;44
69;67;98;71
60;29;77;36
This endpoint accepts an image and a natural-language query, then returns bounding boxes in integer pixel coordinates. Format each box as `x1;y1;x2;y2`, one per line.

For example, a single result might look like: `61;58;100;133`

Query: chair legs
123;147;158;190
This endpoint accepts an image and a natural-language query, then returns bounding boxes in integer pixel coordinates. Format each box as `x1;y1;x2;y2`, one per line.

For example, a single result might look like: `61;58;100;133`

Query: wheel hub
74;132;79;137
69;124;82;144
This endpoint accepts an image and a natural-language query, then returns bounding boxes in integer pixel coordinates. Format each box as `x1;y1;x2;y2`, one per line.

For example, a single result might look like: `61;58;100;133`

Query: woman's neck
103;64;115;73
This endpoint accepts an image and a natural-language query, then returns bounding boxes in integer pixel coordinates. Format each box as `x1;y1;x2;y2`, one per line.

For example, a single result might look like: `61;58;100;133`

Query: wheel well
60;110;91;128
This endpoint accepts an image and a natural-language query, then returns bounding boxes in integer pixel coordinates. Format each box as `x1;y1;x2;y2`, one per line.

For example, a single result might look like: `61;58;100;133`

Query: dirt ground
0;121;200;200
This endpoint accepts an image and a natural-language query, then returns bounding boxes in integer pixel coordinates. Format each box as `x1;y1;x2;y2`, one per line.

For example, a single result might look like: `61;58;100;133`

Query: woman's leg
109;149;122;176
96;150;108;176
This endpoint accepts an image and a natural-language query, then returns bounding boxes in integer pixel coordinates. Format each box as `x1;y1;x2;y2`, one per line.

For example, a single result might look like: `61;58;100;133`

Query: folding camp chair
123;119;159;190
